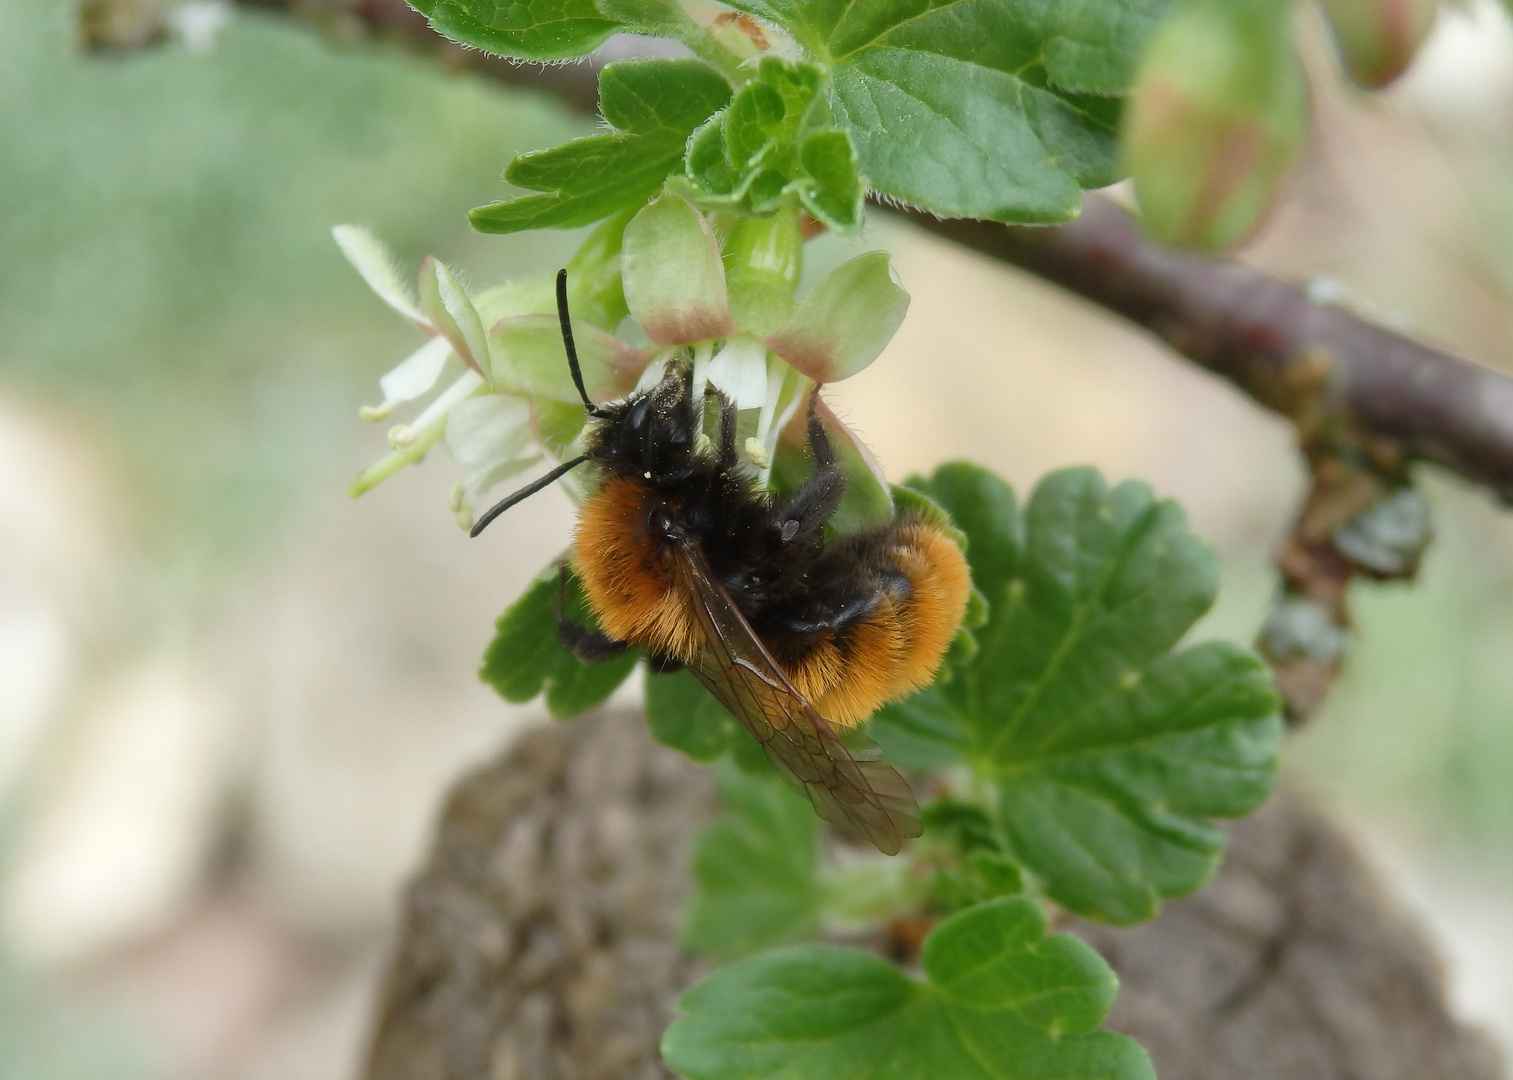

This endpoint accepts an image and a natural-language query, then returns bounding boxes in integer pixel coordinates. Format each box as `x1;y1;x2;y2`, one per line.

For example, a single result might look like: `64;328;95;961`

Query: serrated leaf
682;759;822;962
480;565;640;718
1043;0;1177;94
471;60;731;234
410;0;622;61
913;464;1281;924
804;0;1173;222
645;666;736;761
664;897;1153;1080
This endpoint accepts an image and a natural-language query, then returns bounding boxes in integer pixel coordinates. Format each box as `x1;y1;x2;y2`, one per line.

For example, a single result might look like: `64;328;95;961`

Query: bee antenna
557;270;604;418
469;455;588;538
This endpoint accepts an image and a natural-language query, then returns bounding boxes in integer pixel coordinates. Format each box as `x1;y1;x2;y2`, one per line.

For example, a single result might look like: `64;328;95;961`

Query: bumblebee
473;272;971;854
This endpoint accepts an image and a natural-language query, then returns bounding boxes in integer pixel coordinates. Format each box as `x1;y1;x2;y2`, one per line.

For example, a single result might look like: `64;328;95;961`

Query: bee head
587;358;701;480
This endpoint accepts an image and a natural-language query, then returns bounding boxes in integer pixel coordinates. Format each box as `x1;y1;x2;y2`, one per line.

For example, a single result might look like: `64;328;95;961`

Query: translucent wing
667;535;922;855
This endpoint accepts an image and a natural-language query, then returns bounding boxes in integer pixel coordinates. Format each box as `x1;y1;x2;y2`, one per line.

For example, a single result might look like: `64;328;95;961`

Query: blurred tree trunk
362;710;1500;1080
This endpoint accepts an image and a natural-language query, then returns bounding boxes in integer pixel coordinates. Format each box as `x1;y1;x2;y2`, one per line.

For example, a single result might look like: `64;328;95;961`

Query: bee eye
778;520;800;543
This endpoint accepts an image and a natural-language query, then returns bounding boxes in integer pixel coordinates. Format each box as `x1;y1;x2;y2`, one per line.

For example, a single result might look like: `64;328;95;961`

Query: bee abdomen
786;518;971;728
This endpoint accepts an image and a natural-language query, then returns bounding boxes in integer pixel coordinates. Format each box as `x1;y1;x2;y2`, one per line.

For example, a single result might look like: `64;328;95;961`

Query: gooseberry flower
333;190;910;531
1319;0;1437;89
1123;0;1308;252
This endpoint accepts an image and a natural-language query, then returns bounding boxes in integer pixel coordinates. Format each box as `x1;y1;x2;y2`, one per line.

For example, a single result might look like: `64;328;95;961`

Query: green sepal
479;563;640;718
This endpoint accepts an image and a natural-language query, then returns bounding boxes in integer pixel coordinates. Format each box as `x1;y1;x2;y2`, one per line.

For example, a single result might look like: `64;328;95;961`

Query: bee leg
647;653;684;675
805;385;837;469
713;389;739;470
558;621;629;664
774;386;845;545
554;565;629;664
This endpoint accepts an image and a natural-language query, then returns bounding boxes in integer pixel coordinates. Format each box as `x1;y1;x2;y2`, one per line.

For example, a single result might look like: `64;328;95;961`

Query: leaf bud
724;208;803;336
1123;0;1309;251
1319;0;1438;89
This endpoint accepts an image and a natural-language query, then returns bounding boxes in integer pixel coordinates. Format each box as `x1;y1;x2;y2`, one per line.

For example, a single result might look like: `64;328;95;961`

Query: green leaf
470;60;731;234
410;0;622;61
920;799;1026;913
663;897;1153;1080
915;464;1281;924
479;565;640;718
682;759;822;962
869;685;966;771
791;127;864;231
645;666;736;761
780;0;1178;222
1042;0;1177;94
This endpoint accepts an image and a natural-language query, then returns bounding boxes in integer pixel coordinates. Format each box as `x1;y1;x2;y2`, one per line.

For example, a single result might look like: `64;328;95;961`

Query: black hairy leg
646;653;684;675
772;387;845;548
555;565;629;664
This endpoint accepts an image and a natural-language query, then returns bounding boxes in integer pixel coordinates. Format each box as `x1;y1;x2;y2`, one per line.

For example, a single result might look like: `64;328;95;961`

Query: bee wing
668;536;922;855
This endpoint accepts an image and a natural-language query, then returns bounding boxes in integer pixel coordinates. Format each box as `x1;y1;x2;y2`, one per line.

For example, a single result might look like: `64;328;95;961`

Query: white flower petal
363;336;454;421
634;349;677;395
463;455;543;505
706;335;770;410
399;369;484;440
332;225;428;328
446;394;533;478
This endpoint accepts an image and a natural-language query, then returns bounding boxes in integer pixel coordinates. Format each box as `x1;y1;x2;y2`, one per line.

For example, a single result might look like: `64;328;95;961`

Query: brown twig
911;201;1513;503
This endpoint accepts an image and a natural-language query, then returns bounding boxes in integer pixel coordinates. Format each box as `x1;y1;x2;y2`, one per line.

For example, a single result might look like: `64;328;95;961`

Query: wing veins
666;532;921;854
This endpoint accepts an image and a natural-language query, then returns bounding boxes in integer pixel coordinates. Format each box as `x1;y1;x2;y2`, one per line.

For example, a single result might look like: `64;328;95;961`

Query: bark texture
363;711;712;1080
1072;792;1502;1080
363;710;1500;1080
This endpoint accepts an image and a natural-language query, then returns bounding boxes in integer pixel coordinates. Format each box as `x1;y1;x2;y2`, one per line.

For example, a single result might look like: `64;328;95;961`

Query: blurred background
2;0;1512;1074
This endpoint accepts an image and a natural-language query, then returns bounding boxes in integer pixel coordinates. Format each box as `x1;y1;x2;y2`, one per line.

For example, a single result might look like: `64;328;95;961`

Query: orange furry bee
472;271;971;854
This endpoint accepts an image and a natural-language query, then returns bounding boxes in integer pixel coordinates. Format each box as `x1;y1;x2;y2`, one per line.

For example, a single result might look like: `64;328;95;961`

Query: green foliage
645;667;737;761
870;685;967;770
679;58;864;231
408;0;622;61
920;799;1027;913
479;564;640;717
470;60;731;234
802;2;1133;222
440;0;1185;235
681;760;822;962
663;897;1153;1080
905;464;1282;923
